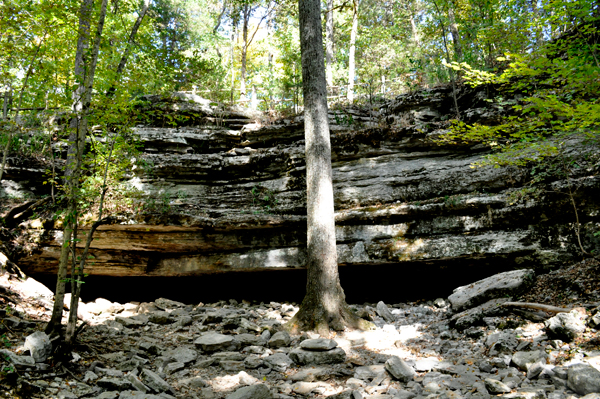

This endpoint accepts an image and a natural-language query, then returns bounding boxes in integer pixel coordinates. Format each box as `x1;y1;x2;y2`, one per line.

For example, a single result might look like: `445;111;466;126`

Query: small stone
141;368;172;393
545;308;587;342
385;356;416;382
148;311;174;325
268;331;291;348
164;347;197;364
236;333;266;347
97;377;133;391
0;349;35;368
299;338;338;351
289;347;346;365
180;376;208;387
485;378;512;394
154;297;186;309
24;331;52;363
512;351;547;371
264;352;293;372
165;361;185;374
244;354;263;369
115;315;148;328
526;360;547;380
376;301;395;323
194;333;240;353
354;365;386;380
220;360;245;372
225;383;273;399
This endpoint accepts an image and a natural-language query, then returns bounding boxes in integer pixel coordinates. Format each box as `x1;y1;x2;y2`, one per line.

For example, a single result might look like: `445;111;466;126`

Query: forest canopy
0;0;597;114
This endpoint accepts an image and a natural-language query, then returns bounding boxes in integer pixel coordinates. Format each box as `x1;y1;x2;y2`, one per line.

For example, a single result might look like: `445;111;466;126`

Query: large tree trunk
448;6;462;61
241;5;249;99
47;0;108;335
286;0;371;336
325;0;334;87
346;0;358;102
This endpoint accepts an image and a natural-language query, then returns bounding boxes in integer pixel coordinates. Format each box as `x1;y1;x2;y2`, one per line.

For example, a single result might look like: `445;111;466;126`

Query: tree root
501;301;572;314
285;303;374;336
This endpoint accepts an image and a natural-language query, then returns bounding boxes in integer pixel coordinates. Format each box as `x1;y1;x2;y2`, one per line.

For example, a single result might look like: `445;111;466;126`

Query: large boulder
568;363;600;395
448;269;535;311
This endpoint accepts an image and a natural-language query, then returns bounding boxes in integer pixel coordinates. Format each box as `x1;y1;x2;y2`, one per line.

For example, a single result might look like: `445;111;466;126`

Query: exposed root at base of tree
285;303;374;336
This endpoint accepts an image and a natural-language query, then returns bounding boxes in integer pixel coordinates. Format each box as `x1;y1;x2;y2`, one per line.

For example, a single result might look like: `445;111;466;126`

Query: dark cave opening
30;256;520;305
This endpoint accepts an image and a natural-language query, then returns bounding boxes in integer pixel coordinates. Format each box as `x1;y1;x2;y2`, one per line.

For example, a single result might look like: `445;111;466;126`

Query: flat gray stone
290;366;331;382
220;360;245;372
118;391;164;399
165;361;185;374
264;352;293;372
385;356;416;382
165;347;198;364
141;368;171;393
485;378;512;394
448;269;535;311
236;333;266;347
0;349;35;368
97;377;133;391
268;331;291;348
194;333;240;353
95;392;120;399
486;331;519;356
500;389;547;399
289;347;346;365
225;384;273;399
299;338;338;351
354;364;386;380
511;351;547;371
115;315;148;328
450;298;510;330
154;297;186;309
179;376;208;388
148;311;174;325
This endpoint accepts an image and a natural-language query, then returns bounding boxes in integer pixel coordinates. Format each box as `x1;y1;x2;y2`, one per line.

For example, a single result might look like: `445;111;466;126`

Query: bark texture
325;0;334;87
47;0;108;335
448;7;462;61
287;0;371;335
346;0;358;102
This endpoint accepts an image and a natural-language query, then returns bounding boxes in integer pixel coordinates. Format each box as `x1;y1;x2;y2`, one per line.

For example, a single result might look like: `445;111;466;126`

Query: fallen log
501;301;572;314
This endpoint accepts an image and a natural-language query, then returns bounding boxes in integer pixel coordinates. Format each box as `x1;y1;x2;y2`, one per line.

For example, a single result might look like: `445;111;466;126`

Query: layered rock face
5;88;600;279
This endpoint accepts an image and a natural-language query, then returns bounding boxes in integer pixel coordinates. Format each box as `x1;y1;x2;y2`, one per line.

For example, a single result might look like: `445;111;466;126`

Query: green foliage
250;185;278;213
438;21;600;168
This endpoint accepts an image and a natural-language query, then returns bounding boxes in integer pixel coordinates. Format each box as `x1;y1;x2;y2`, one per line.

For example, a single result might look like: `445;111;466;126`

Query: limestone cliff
2;86;599;279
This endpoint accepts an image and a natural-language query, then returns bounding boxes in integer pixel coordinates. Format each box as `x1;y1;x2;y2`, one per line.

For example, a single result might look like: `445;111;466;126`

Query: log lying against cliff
501;302;572;314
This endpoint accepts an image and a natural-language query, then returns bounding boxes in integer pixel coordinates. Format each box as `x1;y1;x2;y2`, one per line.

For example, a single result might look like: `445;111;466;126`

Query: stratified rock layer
3;87;600;279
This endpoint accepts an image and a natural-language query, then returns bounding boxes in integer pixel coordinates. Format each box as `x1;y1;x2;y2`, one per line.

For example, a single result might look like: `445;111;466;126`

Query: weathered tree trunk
447;6;462;61
47;0;108;335
410;13;420;47
347;0;358;102
325;0;334;88
286;0;371;336
106;0;150;97
241;5;249;99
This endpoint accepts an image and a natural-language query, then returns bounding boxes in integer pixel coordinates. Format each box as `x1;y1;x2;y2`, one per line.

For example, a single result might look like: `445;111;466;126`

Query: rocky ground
1;259;600;399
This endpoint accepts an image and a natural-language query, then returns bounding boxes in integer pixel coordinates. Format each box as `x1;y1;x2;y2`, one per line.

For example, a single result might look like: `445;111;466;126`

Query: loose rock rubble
2;263;600;399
